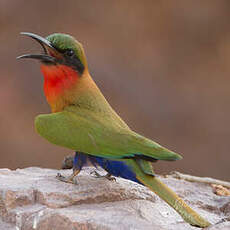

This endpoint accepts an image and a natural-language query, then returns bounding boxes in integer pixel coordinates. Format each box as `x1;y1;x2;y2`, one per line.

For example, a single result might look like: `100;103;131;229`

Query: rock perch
0;167;229;230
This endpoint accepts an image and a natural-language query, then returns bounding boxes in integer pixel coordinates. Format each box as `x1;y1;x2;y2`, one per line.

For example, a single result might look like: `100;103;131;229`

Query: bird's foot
56;169;80;184
56;173;77;184
90;170;116;181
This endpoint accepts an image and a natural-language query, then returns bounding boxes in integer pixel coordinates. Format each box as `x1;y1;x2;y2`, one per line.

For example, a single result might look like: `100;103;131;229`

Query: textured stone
0;167;229;230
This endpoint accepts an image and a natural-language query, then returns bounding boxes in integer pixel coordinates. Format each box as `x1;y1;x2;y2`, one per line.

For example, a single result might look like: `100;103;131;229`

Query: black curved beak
17;32;62;63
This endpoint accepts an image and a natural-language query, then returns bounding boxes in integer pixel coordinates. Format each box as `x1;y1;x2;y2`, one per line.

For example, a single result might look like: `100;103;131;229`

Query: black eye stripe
50;45;85;74
50;45;73;56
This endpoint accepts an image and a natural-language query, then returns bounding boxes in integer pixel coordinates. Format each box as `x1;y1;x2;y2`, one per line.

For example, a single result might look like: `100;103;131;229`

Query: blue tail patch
73;152;141;184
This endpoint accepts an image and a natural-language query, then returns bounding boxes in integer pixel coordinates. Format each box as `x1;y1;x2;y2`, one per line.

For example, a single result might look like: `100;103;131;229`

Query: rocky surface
0;167;229;230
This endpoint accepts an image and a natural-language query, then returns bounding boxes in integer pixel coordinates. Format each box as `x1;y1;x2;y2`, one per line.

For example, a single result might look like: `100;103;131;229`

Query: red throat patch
41;64;79;107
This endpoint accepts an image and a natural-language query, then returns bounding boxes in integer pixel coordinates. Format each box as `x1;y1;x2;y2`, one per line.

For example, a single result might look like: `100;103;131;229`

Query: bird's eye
65;49;75;57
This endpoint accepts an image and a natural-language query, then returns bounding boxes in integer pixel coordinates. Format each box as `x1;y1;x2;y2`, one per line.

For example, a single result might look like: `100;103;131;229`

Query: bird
17;32;210;227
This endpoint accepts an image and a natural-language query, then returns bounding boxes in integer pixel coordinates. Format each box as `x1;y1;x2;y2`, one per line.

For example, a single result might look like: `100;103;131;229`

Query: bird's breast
41;64;79;112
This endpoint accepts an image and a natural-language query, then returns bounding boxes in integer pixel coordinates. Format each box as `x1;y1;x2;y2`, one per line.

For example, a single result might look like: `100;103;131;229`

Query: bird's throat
41;64;79;112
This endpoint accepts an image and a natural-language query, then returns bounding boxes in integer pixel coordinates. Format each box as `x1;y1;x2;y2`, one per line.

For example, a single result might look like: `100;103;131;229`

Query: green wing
35;106;182;161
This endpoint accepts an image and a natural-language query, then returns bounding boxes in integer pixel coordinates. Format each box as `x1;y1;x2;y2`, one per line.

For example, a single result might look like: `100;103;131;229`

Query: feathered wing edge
34;111;182;161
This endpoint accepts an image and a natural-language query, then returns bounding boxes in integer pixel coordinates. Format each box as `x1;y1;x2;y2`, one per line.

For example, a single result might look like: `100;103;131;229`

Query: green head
46;33;87;71
17;32;88;75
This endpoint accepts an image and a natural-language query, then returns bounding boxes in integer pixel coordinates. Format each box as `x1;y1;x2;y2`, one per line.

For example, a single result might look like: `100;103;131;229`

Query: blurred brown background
0;1;229;180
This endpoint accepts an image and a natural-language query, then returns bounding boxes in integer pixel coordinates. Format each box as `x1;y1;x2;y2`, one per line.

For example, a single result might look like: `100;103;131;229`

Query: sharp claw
56;173;78;184
90;171;116;182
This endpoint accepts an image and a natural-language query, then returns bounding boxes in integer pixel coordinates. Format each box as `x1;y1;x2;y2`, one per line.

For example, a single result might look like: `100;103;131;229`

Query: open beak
17;32;62;63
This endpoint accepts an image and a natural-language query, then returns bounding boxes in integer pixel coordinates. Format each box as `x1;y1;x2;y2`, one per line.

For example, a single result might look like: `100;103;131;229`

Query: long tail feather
126;159;211;228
